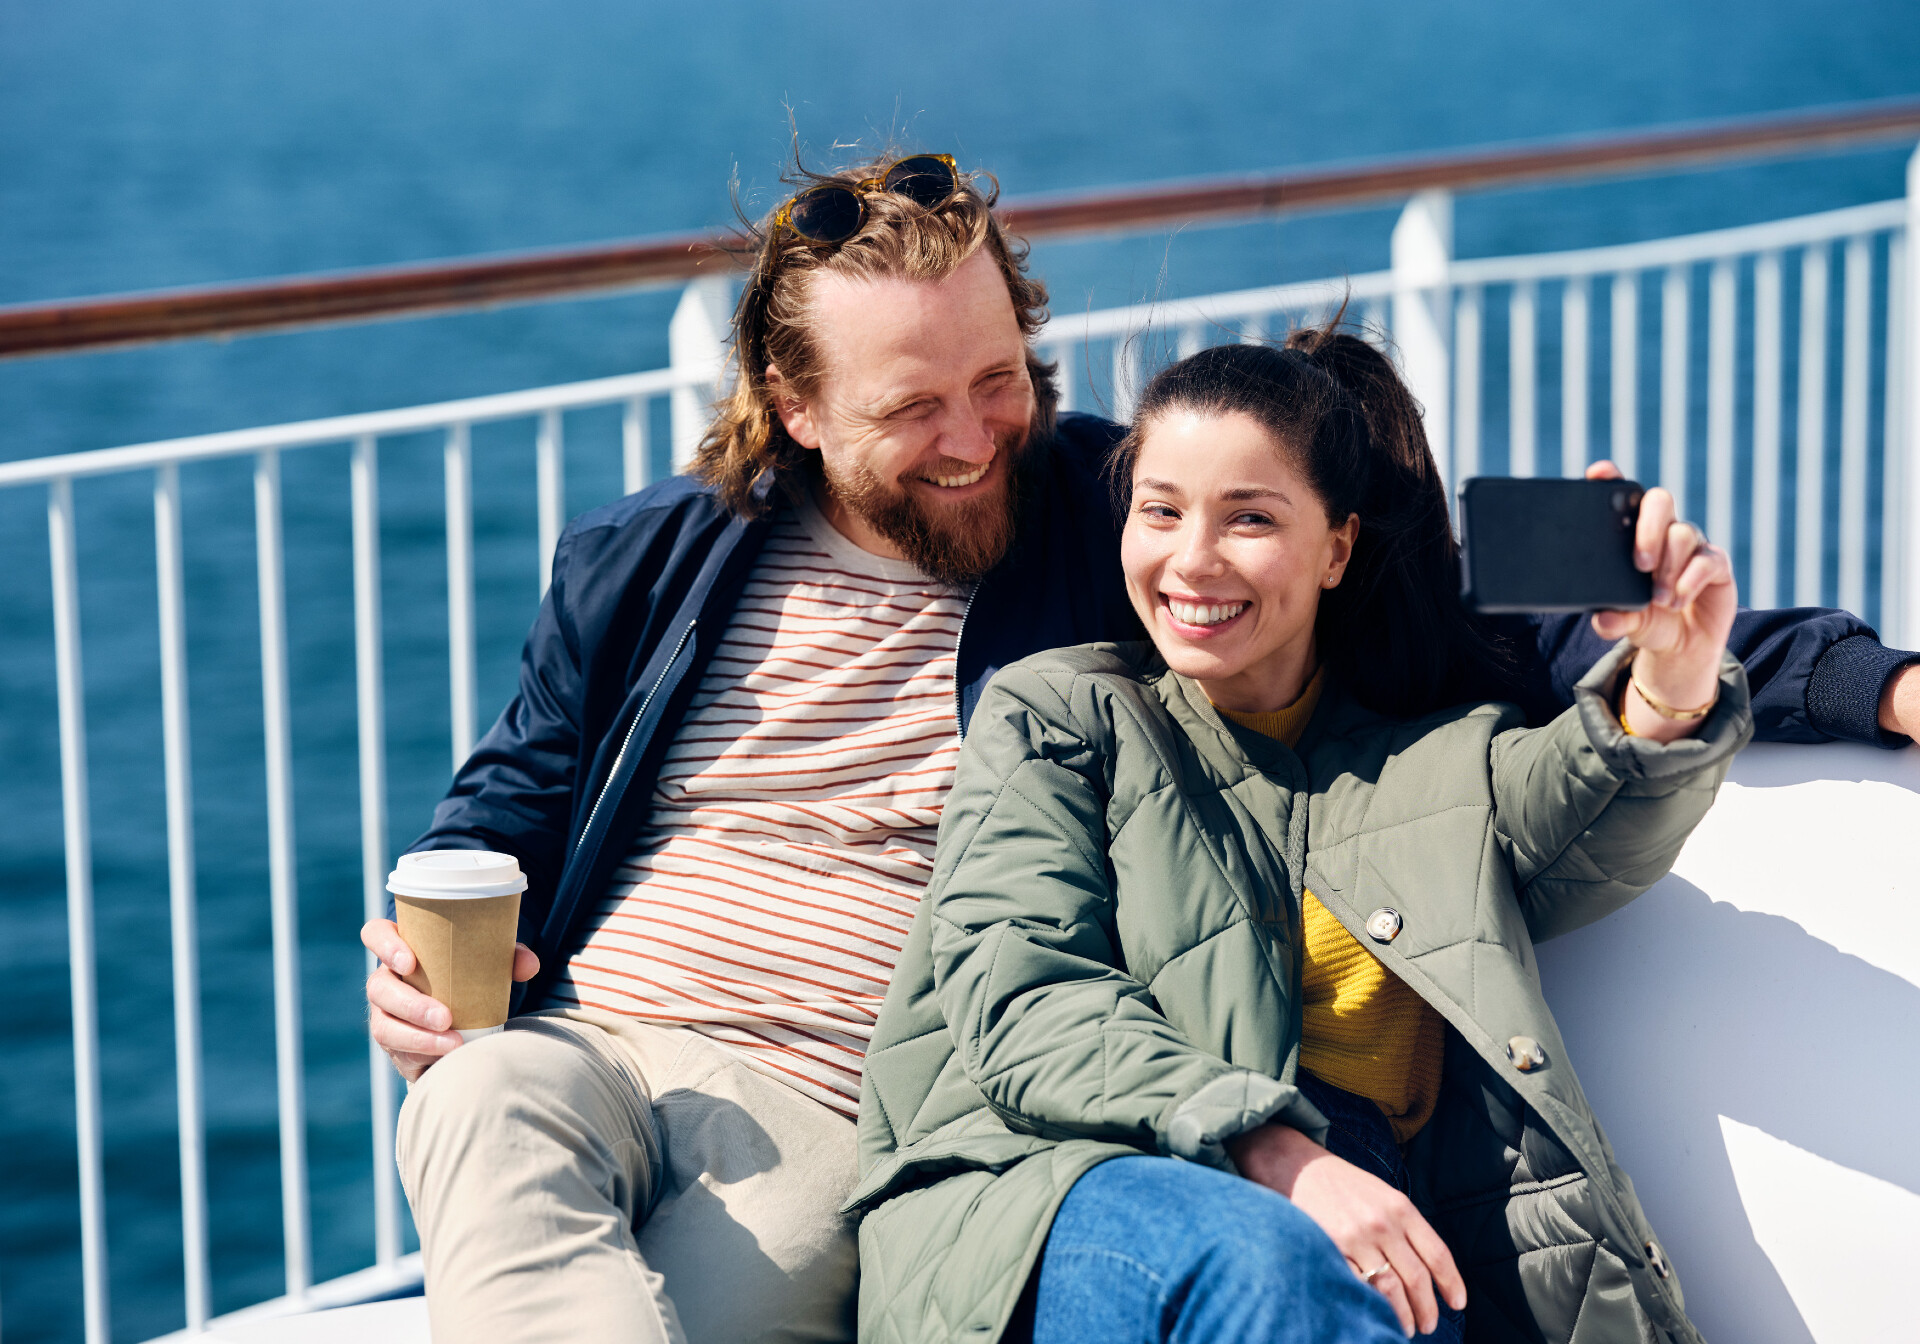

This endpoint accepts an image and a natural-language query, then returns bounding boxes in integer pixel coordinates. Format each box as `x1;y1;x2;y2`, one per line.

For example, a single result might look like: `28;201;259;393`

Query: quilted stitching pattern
853;644;1740;1342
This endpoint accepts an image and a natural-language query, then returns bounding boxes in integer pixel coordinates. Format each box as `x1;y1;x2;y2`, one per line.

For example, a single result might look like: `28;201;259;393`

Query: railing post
1562;276;1591;476
49;477;110;1344
1510;283;1539;478
1706;258;1738;554
1453;285;1483;482
1049;344;1077;414
350;435;404;1270
536;408;565;598
1839;235;1873;617
1661;265;1693;526
155;463;211;1332
1885;229;1908;642
443;424;476;771
1901;143;1920;646
1610;272;1640;480
1112;339;1138;422
622;397;648;496
1795;247;1829;606
1392;190;1454;489
669;276;732;474
254;448;311;1302
1752;253;1784;610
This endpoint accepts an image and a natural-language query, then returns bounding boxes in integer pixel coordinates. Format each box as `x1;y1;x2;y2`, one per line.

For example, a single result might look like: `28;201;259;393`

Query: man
363;151;1920;1344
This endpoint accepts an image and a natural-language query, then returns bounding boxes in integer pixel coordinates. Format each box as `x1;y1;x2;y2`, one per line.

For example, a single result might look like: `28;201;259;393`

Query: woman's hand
1585;462;1736;742
1227;1122;1465;1338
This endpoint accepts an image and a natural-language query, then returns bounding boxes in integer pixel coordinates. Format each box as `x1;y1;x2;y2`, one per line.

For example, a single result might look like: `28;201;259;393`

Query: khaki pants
396;1008;859;1344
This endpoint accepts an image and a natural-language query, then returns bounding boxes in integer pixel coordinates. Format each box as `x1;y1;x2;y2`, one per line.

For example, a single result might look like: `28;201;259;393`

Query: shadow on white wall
1538;741;1920;1344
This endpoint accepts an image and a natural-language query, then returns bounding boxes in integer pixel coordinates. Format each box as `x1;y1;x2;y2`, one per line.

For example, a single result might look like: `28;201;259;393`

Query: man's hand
1227;1122;1465;1338
1879;664;1920;745
361;918;540;1084
1585;461;1736;742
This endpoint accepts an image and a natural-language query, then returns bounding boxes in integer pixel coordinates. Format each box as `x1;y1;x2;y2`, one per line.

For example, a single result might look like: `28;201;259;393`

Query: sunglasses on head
773;154;962;246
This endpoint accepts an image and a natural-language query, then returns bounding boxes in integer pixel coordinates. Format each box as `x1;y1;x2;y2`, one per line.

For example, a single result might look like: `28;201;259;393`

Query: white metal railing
1037;180;1916;645
1443;195;1908;625
2;360;720;1343
4;148;1917;1343
1036;269;1397;420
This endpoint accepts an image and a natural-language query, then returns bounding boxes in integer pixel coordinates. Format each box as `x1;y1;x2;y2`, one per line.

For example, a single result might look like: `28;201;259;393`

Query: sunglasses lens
787;186;864;243
883;156;957;209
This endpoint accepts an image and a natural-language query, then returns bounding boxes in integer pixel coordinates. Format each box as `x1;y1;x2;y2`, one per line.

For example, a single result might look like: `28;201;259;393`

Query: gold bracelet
1626;657;1717;721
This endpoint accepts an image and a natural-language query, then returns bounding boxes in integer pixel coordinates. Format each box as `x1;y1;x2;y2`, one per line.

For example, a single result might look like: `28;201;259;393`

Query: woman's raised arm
1489;640;1753;943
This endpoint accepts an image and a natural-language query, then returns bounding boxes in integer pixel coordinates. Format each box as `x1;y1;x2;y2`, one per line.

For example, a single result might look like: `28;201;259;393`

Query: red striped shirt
547;499;965;1117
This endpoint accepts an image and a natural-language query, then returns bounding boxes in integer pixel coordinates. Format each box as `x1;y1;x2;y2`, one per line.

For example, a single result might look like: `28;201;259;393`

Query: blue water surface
1;3;1916;1340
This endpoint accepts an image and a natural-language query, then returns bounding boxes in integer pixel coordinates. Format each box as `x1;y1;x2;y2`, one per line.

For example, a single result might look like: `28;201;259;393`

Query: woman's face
1121;409;1357;713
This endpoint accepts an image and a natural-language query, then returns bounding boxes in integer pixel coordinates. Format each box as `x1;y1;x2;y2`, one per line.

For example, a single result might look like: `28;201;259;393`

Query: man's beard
819;421;1034;587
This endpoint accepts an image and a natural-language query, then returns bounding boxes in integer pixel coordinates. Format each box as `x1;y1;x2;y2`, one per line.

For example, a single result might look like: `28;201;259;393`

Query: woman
845;327;1748;1344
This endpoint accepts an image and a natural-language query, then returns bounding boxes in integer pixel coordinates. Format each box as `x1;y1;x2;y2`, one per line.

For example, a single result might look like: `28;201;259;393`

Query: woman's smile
1161;593;1252;634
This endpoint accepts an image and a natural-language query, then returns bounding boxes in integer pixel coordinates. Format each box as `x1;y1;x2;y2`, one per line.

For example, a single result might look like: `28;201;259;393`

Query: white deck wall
1539;741;1920;1344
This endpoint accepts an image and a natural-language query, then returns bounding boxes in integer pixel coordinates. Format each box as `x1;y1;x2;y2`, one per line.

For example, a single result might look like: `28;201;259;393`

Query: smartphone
1458;476;1652;614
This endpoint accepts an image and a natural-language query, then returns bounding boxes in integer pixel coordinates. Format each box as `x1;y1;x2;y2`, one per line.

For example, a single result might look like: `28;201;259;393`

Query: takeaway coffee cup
388;850;527;1041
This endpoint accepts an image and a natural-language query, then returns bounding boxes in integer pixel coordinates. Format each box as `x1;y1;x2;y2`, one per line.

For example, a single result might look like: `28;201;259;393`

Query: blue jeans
1008;1156;1405;1344
1009;1077;1466;1344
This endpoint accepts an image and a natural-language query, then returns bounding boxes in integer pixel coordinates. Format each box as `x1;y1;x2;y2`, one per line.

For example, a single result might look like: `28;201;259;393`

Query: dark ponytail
1111;321;1513;718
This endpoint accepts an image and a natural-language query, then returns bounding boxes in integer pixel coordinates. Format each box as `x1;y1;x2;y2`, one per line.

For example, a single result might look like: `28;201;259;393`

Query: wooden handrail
999;96;1920;235
4;96;1917;361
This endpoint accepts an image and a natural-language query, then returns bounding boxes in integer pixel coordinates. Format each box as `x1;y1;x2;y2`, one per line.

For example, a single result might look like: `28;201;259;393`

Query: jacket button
1507;1036;1547;1072
1645;1240;1671;1279
1365;907;1403;943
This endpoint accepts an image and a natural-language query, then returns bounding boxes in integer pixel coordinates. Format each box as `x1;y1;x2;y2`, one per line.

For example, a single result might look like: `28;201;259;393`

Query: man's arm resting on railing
1534;605;1919;747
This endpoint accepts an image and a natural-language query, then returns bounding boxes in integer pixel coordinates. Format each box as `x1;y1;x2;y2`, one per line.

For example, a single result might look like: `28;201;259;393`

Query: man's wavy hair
690;150;1056;517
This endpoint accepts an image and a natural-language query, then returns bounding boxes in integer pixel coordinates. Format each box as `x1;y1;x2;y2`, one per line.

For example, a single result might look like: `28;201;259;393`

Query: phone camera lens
1611;489;1630;512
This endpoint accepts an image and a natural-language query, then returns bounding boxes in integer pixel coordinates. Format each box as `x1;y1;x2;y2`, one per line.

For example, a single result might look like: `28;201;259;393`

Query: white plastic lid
388;849;527;899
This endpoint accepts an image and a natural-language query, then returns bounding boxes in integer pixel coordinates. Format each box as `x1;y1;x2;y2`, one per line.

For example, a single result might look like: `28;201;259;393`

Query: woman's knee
1043;1157;1394;1338
1053;1156;1321;1258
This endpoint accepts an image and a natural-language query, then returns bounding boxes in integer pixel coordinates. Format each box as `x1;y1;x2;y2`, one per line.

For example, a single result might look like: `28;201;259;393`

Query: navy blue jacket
408;413;1913;1005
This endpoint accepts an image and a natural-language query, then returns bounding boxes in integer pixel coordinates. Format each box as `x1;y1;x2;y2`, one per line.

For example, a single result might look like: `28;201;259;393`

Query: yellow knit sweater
1215;671;1446;1142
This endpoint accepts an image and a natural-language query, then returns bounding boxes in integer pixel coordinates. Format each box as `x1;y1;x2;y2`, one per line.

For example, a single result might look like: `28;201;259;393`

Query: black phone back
1458;476;1652;614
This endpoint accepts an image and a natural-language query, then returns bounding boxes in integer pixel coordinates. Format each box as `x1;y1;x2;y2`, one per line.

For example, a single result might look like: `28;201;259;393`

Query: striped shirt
547;496;967;1117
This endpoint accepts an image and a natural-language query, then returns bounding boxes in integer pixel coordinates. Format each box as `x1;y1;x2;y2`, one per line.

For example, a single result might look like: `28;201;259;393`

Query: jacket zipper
952;583;979;741
575;618;697;852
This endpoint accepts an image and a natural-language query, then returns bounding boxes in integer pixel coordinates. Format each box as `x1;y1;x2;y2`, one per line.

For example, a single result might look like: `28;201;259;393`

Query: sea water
2;2;1916;1339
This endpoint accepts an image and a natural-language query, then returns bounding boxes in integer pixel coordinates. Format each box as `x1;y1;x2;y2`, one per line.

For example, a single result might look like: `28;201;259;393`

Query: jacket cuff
1573;641;1755;781
1808;634;1918;748
1160;1071;1328;1172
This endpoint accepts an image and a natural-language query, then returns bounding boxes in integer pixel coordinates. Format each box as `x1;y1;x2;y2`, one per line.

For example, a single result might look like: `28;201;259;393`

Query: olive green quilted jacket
847;639;1752;1344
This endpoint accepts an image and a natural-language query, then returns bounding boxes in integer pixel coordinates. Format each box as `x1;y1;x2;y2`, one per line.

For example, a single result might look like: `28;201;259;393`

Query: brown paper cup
389;851;528;1038
394;891;521;1034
